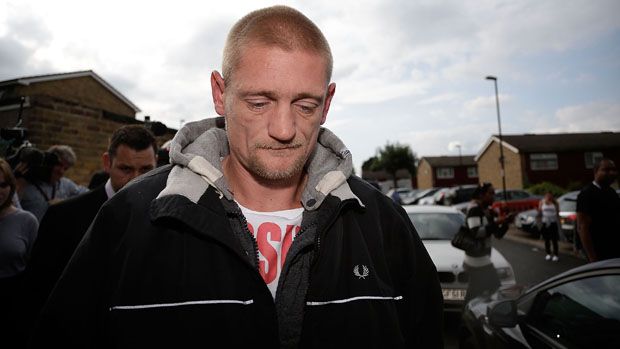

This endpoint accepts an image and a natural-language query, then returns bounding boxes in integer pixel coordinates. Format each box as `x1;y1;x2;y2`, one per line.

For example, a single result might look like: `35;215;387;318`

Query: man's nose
128;170;141;180
267;105;296;142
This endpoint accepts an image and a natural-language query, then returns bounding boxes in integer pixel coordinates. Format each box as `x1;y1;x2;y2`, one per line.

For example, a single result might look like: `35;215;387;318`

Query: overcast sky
1;0;619;173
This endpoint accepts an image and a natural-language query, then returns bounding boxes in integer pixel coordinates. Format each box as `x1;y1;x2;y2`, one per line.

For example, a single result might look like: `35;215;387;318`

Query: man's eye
296;104;317;115
248;101;269;110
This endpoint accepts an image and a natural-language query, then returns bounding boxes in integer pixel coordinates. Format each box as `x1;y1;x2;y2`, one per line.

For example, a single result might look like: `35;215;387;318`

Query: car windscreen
408;212;464;240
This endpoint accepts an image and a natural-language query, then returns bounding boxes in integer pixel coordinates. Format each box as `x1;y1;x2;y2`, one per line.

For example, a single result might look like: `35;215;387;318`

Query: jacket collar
150;186;245;260
159;116;363;211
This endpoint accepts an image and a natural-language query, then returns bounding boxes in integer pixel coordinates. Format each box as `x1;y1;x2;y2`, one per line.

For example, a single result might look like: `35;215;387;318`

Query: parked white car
404;205;516;312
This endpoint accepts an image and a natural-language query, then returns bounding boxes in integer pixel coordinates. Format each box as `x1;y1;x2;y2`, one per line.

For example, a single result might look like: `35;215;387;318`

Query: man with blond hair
32;6;442;348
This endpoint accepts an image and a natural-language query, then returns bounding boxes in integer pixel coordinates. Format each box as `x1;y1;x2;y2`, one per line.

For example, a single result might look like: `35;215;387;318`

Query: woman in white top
538;192;560;261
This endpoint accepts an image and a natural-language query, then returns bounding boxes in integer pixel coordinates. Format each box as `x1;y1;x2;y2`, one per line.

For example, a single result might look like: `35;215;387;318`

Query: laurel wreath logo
353;265;369;279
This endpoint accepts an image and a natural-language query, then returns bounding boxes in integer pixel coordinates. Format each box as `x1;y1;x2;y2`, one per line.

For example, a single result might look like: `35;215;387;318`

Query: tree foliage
526;181;567;198
361;156;381;171
365;142;417;187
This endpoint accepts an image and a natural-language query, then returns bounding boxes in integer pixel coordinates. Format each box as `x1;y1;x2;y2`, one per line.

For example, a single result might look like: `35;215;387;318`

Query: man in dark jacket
577;158;620;262
31;6;443;348
22;125;157;336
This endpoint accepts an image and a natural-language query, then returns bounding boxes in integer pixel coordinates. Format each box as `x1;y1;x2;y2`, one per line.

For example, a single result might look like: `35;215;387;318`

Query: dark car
459;258;620;349
444;185;478;206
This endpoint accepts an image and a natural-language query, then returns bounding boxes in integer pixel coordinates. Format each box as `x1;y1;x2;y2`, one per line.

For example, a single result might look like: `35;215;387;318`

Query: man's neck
222;157;306;212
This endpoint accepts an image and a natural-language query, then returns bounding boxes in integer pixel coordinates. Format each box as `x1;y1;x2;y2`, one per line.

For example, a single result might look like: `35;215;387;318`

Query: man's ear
102;152;111;173
211;71;227;116
320;83;336;125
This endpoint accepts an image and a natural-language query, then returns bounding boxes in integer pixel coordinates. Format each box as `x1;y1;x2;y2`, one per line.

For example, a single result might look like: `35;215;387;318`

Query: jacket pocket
300;294;406;348
107;298;279;348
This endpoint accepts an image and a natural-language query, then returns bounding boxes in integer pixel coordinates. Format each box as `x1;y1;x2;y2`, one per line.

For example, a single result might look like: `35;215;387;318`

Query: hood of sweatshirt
157;117;362;210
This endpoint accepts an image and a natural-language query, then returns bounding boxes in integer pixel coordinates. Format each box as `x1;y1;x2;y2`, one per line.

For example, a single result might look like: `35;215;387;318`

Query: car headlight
524;216;535;224
496;267;514;280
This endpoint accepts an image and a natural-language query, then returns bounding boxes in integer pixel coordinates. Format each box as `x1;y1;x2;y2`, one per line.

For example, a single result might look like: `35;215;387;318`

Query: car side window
526;274;620;349
511;191;529;199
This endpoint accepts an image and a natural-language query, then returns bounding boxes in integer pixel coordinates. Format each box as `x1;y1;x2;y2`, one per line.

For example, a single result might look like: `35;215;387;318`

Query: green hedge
526;181;567;197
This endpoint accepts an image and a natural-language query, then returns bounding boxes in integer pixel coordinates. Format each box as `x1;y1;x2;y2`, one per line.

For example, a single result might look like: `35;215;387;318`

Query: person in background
31;6;443;348
17;145;87;221
538;191;560;262
87;170;109;190
21;125;157;339
463;182;514;303
576;158;620;262
390;188;402;204
0;158;38;343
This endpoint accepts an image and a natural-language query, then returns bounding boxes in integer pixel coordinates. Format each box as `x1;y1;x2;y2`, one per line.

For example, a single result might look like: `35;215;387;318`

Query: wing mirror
487;299;519;327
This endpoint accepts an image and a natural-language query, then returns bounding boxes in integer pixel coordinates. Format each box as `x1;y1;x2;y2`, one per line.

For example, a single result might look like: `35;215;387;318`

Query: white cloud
554;102;620;132
1;0;619;175
448;141;462;152
417;93;461;106
464;94;512;114
401;120;497;158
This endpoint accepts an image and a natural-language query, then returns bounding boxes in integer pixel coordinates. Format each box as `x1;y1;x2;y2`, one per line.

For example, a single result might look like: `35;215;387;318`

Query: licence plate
442;288;466;301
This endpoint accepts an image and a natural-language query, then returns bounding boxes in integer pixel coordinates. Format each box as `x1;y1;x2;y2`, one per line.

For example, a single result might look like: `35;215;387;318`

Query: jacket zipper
309;199;353;274
235;207;261;271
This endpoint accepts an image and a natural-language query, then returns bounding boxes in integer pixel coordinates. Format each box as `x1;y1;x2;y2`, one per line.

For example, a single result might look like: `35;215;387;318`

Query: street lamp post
455;144;462;165
485;75;508;203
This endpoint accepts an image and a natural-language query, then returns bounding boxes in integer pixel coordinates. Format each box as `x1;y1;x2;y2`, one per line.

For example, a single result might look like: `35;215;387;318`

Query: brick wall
434;165;479;188
523;149;620;188
477;140;523;189
12;76;135;117
1;95;174;186
417;159;433;189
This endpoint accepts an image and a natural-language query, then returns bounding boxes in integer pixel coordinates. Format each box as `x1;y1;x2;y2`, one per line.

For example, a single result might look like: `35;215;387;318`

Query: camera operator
17;145;87;221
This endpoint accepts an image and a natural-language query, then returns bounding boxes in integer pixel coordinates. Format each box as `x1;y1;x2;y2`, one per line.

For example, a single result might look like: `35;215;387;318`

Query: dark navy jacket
31;166;443;348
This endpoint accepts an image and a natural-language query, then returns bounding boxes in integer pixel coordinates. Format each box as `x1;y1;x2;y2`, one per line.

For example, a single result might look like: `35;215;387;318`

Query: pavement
503;226;586;260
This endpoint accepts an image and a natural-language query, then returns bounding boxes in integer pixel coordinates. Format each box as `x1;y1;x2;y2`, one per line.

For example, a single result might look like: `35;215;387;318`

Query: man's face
595;160;618;187
212;44;335;182
103;144;157;192
50;159;70;184
482;185;495;206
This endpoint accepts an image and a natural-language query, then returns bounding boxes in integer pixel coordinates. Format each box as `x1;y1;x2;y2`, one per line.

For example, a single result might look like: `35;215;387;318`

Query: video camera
1;97;58;183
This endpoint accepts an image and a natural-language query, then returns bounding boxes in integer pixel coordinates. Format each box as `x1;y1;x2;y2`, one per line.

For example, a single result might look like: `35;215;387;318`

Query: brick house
0;70;175;185
416;155;478;189
475;132;620;190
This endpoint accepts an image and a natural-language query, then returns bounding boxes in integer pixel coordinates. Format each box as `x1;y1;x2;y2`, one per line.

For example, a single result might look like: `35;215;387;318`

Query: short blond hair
222;5;333;84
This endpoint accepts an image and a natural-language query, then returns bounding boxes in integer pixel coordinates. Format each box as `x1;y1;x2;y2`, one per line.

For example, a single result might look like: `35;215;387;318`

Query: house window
530;153;558;171
467;167;478;178
584;152;604;169
436;167;454;179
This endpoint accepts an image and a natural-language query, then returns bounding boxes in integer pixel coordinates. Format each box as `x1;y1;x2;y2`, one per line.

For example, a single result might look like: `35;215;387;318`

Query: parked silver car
405;205;516;312
558;191;579;242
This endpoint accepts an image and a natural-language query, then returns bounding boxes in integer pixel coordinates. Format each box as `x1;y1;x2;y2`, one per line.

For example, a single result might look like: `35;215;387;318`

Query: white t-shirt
237;202;303;299
540;200;558;225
